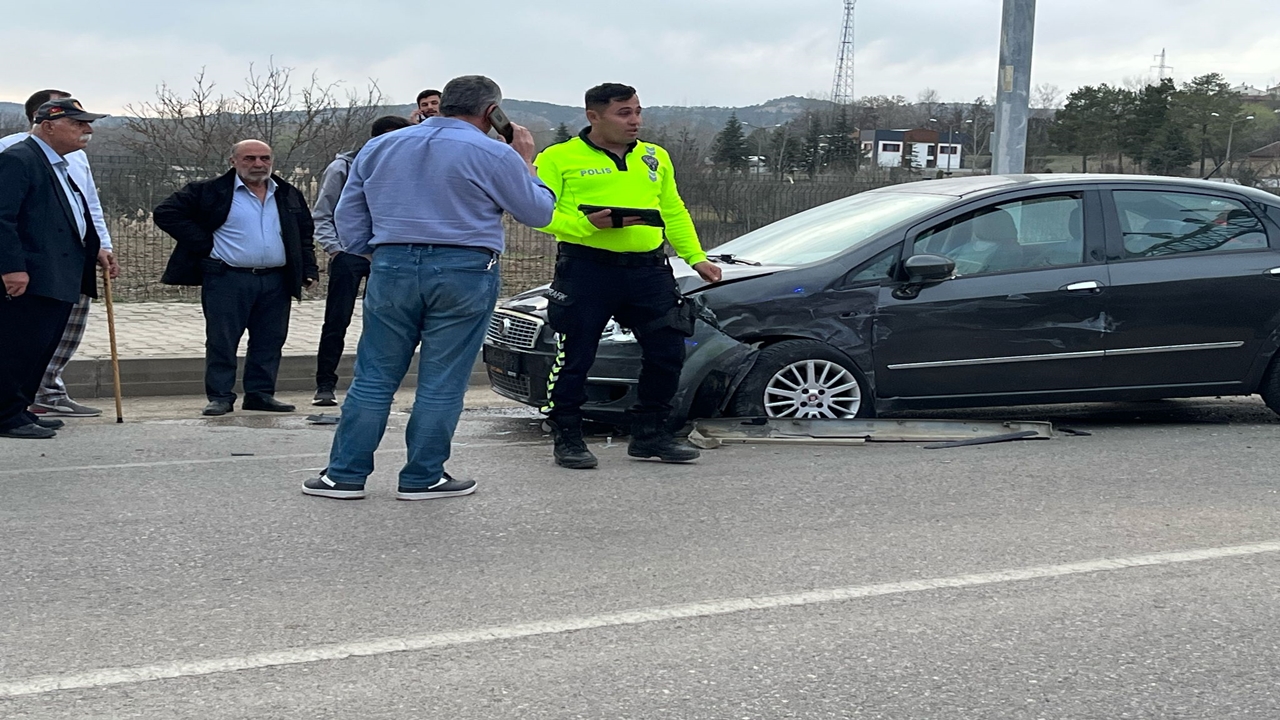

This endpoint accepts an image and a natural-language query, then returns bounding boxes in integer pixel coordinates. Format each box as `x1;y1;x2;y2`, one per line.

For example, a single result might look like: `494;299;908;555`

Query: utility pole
992;0;1036;175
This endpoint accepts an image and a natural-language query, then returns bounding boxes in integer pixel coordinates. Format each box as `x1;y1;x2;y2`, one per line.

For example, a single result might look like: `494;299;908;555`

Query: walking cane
102;267;124;423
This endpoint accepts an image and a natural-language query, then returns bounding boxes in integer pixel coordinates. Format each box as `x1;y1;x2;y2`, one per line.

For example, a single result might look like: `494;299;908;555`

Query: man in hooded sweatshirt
311;114;412;406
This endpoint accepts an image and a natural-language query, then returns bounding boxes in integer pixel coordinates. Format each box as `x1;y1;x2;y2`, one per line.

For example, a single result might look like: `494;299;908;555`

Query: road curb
64;351;488;398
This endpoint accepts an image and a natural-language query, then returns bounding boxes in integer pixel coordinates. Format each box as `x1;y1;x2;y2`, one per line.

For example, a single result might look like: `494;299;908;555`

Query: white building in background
860;129;966;171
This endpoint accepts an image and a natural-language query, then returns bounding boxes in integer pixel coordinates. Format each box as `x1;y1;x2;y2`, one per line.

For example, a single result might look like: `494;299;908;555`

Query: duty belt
557;243;669;267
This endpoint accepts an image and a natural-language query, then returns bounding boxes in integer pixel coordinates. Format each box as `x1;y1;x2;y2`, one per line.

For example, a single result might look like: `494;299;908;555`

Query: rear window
1113;190;1268;258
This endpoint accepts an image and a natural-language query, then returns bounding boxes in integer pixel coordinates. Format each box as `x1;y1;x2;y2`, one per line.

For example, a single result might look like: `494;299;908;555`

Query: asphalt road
2;394;1278;718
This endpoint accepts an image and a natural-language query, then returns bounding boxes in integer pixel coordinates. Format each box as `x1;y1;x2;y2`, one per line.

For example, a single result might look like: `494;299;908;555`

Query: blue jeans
326;244;500;488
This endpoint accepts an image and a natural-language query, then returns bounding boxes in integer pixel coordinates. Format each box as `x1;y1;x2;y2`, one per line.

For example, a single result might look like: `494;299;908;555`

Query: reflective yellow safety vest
533;131;708;266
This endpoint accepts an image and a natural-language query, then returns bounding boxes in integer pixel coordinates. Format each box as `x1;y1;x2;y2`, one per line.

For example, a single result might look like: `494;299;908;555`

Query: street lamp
1212;112;1256;175
964;118;979;167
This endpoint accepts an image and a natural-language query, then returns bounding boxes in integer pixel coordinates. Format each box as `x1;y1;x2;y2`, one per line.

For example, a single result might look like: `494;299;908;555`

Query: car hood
502;260;786;315
670;259;789;293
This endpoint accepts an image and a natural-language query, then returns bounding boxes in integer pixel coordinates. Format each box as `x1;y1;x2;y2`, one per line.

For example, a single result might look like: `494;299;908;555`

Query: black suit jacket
153;169;318;300
0;137;100;303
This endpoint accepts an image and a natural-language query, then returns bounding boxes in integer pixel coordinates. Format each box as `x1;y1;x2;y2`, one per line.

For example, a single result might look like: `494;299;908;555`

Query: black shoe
627;412;700;463
0;423;56;439
312;388;337;407
396;472;477;501
302;471;367;500
243;395;296;412
34;417;65;430
549;416;598;469
202;400;234;416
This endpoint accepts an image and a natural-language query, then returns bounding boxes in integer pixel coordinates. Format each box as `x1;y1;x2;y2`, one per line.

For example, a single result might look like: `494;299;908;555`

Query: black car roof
869;174;1280;205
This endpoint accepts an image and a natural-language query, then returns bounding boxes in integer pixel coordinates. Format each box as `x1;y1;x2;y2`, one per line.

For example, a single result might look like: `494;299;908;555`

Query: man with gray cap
0;99;108;439
0;89;120;419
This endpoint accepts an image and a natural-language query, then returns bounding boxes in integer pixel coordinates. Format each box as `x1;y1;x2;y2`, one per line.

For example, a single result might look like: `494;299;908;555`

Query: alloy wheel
763;359;862;419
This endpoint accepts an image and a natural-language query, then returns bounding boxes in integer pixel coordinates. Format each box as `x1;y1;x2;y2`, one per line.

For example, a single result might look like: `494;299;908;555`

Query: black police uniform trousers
0;294;73;431
315;251;371;391
200;259;291;404
543;244;690;426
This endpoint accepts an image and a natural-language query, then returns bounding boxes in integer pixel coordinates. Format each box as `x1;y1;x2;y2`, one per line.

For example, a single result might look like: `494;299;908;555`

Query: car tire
727;339;874;419
1258;354;1280;417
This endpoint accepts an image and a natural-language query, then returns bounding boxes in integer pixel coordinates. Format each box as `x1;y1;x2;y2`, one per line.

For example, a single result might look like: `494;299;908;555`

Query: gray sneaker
32;398;102;417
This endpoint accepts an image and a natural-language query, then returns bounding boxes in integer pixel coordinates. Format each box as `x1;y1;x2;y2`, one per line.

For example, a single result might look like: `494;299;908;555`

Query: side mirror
903;254;955;282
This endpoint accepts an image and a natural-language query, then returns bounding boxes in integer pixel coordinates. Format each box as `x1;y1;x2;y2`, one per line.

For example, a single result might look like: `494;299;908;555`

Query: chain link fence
88;155;907;301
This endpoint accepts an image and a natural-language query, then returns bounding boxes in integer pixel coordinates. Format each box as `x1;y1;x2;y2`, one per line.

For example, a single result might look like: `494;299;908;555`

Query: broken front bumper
483;308;758;424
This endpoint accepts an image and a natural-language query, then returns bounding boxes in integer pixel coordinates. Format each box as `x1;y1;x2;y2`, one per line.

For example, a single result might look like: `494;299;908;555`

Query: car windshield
709;192;952;266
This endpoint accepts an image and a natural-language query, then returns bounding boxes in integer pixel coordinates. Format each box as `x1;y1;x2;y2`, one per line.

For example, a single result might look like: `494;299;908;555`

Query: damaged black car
484;175;1280;423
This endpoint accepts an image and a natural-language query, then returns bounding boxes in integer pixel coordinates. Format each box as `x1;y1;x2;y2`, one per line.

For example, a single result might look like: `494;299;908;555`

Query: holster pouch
634;291;696;338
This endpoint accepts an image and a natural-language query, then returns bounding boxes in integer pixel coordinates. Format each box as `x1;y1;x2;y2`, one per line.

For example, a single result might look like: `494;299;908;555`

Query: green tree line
705;73;1279;182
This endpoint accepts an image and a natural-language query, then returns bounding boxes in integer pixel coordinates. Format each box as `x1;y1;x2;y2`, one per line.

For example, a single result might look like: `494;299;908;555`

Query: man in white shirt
153;140;319;416
0;89;119;418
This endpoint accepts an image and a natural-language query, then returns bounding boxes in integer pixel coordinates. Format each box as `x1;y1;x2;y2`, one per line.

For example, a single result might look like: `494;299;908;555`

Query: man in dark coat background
154;139;319;416
0;99;106;439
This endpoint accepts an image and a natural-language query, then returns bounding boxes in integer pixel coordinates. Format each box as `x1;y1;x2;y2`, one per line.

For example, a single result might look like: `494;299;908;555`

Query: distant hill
0;94;845;155
386;95;840;134
0;100;130;129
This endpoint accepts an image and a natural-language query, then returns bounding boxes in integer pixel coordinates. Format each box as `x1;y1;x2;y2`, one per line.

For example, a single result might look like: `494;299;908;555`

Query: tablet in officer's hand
578;204;665;228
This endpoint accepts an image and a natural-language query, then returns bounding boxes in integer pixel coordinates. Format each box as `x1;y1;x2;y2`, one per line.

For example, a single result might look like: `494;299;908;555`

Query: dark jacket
154;169;319;299
0;137;100;303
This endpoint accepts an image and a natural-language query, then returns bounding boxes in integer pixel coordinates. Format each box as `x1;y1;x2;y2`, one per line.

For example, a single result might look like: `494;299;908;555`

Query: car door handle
1266;267;1280;277
1062;280;1104;293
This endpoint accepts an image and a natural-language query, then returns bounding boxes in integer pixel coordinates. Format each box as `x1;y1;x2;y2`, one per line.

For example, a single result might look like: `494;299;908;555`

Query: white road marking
0;441;546;476
2;539;1276;698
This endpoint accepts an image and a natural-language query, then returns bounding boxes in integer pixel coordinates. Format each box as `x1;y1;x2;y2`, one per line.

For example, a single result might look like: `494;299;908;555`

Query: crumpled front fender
671;309;759;421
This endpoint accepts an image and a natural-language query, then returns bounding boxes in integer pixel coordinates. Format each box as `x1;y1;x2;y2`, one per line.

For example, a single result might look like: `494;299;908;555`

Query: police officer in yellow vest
535;83;722;469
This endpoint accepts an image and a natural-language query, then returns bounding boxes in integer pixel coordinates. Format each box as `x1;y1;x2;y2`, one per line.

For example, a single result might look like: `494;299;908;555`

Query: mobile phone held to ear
488;105;514;143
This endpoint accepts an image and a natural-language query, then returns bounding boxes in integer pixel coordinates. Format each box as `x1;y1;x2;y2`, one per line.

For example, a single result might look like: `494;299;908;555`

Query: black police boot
627;411;700;463
550;415;598;469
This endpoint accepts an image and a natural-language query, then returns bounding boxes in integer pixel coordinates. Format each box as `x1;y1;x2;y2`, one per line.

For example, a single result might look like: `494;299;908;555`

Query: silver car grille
487;309;543;350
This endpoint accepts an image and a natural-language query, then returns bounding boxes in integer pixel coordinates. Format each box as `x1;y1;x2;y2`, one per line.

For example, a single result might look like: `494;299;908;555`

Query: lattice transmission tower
831;0;857;106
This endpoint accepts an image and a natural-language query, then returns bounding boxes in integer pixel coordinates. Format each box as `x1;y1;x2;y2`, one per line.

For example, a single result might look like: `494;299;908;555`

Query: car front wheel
727;339;873;419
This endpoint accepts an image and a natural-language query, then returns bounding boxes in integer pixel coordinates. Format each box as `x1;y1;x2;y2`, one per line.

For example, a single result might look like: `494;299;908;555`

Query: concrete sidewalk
68;301;486;398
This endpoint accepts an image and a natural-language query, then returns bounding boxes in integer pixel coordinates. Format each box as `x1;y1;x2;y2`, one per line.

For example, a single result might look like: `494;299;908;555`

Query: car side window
1113;190;1268;258
913;194;1085;276
844;247;899;285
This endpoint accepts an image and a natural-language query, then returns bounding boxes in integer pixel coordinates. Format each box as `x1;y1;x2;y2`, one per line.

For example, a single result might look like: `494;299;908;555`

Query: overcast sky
2;0;1277;114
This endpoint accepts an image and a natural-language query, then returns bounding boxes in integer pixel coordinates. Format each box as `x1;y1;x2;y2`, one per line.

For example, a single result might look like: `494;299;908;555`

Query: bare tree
916;88;942;126
0;111;28;137
121;60;385;171
1121;74;1156;92
857;95;913;130
1032;83;1063;110
965;97;995;167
